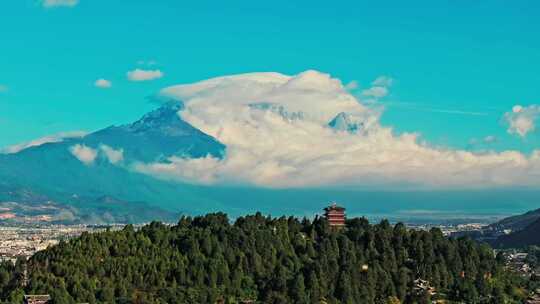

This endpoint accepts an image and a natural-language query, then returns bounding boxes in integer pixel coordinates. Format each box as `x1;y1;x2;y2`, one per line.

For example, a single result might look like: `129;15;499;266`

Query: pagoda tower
324;202;346;228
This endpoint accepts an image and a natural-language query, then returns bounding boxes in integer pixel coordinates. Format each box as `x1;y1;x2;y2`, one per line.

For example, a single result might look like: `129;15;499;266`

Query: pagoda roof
324;203;345;211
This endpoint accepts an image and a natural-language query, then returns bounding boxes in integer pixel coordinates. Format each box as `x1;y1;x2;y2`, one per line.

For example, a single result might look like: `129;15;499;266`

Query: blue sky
1;0;539;154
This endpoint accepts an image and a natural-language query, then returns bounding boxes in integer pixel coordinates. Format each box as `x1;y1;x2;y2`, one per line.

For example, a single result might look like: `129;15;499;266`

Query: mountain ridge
494;217;540;248
488;208;540;232
0;105;226;224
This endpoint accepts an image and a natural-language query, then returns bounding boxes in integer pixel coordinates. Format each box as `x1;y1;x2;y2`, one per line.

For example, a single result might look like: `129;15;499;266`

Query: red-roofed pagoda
324;202;346;228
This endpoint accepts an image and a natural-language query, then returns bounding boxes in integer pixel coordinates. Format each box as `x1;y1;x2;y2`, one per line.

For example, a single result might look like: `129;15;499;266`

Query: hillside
495;217;540;248
0;213;529;304
489;208;540;232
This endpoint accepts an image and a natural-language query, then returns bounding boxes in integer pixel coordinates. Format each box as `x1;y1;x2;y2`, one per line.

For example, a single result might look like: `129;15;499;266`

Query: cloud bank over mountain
133;70;540;189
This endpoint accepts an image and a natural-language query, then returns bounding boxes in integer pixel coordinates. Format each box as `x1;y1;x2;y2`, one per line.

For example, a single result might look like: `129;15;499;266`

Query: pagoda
324;202;346;228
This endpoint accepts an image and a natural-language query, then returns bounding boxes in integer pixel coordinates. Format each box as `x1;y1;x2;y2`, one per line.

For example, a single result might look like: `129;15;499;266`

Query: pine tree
291;273;307;303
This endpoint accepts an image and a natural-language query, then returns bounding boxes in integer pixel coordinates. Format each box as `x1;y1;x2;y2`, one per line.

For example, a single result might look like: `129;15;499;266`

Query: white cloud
372;76;393;87
131;70;540;189
344;80;358;91
94;79;112;89
127;69;163;82
1;131;87;154
99;144;124;164
504;104;540;138
361;86;388;98
360;76;393;98
42;0;79;8
69;144;97;165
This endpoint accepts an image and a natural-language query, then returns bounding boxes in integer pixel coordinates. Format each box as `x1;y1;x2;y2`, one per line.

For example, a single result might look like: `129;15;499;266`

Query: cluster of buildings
24;295;51;304
0;225;118;264
448;223;512;242
0;226;60;264
501;251;539;278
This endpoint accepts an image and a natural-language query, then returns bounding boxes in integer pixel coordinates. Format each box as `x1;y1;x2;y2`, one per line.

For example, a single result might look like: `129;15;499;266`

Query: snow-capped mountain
80;104;225;162
2;70;539;225
0;105;226;223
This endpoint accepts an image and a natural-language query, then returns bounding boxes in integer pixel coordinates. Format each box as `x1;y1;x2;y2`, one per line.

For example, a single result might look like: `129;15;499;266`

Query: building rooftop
24;294;51;304
324;202;345;211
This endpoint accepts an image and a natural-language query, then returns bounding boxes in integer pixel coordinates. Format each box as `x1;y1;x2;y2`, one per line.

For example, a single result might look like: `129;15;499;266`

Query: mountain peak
128;104;187;135
328;112;363;133
77;104;225;162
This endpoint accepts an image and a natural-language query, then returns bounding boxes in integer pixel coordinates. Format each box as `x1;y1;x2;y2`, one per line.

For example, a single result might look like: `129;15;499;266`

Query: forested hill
0;213;531;304
494;217;540;248
489;208;540;232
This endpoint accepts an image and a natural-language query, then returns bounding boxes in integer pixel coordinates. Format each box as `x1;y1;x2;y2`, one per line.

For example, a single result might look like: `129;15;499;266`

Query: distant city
0;224;129;264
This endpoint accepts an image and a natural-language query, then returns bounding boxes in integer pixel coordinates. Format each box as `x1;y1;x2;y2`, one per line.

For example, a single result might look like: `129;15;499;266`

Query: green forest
0;213;536;303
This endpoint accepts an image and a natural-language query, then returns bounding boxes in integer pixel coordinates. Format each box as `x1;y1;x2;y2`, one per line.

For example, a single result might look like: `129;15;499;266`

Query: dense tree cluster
526;246;540;268
0;213;533;303
0;260;25;303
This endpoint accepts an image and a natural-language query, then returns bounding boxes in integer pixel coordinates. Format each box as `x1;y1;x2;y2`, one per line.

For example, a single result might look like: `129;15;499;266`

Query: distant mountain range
1;104;539;225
